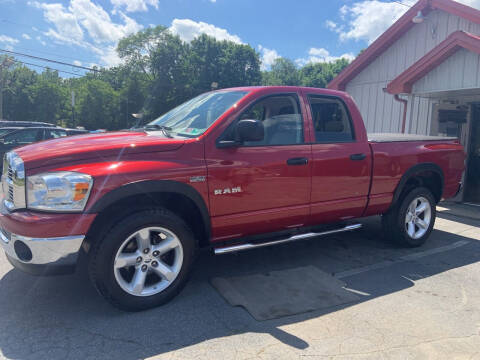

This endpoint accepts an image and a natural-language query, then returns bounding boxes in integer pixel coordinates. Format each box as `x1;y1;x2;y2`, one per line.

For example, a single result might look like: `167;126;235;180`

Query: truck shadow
0;216;479;359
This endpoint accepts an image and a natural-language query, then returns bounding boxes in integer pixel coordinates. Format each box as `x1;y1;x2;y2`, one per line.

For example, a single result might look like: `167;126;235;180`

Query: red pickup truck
0;86;465;311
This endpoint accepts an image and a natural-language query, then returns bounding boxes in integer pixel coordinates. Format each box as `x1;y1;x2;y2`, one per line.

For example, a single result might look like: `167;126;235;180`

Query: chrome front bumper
0;227;84;274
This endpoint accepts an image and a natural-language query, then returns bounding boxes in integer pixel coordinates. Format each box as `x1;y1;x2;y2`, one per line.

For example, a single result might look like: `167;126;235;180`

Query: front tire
382;187;436;247
88;208;196;311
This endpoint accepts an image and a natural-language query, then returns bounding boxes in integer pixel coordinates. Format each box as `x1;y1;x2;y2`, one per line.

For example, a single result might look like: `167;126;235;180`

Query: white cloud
68;0;142;43
329;0;480;45
0;35;19;45
111;0;159;12
325;20;339;32
73;60;82;66
30;1;84;43
35;35;47;46
296;47;355;66
91;45;122;67
258;45;280;70
29;0;143;67
334;1;410;44
22;33;32;40
170;18;243;43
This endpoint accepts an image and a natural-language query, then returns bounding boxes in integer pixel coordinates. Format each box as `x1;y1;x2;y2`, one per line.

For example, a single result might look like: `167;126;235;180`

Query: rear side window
308;96;354;143
45;129;67;139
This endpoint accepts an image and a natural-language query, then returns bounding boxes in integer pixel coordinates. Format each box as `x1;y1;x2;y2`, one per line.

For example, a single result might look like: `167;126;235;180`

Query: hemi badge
190;176;206;183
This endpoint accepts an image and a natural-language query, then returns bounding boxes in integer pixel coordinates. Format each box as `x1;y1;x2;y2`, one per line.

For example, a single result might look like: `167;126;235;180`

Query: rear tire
88;208;196;311
382;187;436;247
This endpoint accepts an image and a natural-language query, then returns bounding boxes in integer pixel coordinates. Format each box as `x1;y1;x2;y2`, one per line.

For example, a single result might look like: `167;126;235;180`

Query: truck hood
14;131;186;170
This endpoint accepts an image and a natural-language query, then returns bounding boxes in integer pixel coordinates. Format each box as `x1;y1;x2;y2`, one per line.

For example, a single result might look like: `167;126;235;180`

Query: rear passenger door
206;93;312;241
304;93;371;225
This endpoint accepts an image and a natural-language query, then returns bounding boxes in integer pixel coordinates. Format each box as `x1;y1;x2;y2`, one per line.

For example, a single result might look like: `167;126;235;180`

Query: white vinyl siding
344;9;480;135
413;49;480;94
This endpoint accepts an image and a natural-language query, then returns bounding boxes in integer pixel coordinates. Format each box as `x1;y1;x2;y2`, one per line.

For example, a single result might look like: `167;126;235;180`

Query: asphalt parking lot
0;209;479;360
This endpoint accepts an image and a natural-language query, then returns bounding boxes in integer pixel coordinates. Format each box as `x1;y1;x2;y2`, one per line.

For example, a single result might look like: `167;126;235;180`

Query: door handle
350;153;366;161
287;157;309;166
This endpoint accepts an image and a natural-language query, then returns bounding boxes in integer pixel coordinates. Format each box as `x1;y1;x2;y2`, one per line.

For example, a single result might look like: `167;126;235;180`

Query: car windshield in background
148;90;247;138
0;128;19;136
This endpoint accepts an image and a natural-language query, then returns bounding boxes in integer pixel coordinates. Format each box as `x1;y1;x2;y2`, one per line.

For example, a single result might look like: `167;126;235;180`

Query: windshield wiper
143;124;173;138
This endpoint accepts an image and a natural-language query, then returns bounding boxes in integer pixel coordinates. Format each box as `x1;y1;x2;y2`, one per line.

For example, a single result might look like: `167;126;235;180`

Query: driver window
240;95;304;146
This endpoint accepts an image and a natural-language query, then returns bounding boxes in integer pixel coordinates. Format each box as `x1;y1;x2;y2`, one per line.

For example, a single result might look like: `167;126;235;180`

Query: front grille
2;152;26;211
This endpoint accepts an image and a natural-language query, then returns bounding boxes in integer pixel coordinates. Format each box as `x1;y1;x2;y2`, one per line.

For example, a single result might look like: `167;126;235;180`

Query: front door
206;93;312;242
464;104;480;203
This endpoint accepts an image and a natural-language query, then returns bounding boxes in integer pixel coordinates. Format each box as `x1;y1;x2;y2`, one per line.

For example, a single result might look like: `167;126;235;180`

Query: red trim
327;0;480;91
387;31;480;94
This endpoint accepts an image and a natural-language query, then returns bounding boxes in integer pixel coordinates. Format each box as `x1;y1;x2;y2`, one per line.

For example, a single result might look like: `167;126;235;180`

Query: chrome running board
214;224;362;255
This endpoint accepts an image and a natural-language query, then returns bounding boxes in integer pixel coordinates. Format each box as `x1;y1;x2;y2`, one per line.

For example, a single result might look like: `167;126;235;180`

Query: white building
328;0;480;204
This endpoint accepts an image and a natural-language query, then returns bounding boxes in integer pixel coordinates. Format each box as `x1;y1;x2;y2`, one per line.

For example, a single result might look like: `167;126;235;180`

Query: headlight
27;171;93;212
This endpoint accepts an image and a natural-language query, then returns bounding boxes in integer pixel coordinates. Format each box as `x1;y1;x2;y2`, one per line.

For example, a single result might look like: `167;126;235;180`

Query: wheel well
84;192;210;253
400;171;443;204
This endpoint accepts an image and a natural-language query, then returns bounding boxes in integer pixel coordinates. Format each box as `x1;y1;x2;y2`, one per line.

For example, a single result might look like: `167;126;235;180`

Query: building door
464;104;480;204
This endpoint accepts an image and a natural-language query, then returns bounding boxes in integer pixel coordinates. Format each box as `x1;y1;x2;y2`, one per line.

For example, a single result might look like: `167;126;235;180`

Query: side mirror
235;119;264;142
217;119;264;148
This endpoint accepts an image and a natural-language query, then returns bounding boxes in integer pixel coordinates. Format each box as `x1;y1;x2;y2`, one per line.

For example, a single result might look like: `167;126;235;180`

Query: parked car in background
0;121;55;128
0;86;465;311
0;127;23;137
0;127;67;171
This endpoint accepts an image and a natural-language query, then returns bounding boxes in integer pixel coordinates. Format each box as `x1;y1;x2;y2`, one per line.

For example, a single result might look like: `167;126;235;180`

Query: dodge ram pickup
0;86;465;311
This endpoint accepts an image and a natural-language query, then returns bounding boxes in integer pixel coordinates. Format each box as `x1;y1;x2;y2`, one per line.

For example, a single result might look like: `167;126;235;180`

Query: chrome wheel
405;196;431;240
113;227;183;297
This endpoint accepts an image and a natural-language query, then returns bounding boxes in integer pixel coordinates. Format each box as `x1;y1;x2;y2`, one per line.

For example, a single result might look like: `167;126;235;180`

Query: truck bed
368;133;458;143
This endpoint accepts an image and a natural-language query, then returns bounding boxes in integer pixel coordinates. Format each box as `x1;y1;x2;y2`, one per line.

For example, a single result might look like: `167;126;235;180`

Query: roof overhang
327;0;480;91
386;31;480;94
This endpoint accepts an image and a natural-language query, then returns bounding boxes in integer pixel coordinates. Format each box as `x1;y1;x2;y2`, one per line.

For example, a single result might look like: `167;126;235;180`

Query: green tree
75;79;120;130
189;34;261;92
298;59;351;88
26;69;69;124
262;58;300;86
117;25;170;80
2;62;38;121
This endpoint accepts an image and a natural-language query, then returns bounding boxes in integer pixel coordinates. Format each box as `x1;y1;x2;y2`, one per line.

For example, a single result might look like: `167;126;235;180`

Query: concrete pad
211;265;360;321
438;201;480;221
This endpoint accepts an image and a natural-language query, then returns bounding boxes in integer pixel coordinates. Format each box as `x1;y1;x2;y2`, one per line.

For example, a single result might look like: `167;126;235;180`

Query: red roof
387;31;480;94
327;0;480;91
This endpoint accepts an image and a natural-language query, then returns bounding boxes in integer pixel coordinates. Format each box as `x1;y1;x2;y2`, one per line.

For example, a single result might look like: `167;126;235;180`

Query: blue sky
0;0;478;76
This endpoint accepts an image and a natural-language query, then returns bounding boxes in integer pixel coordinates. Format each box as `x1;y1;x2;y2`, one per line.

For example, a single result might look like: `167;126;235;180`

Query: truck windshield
148;90;247;138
